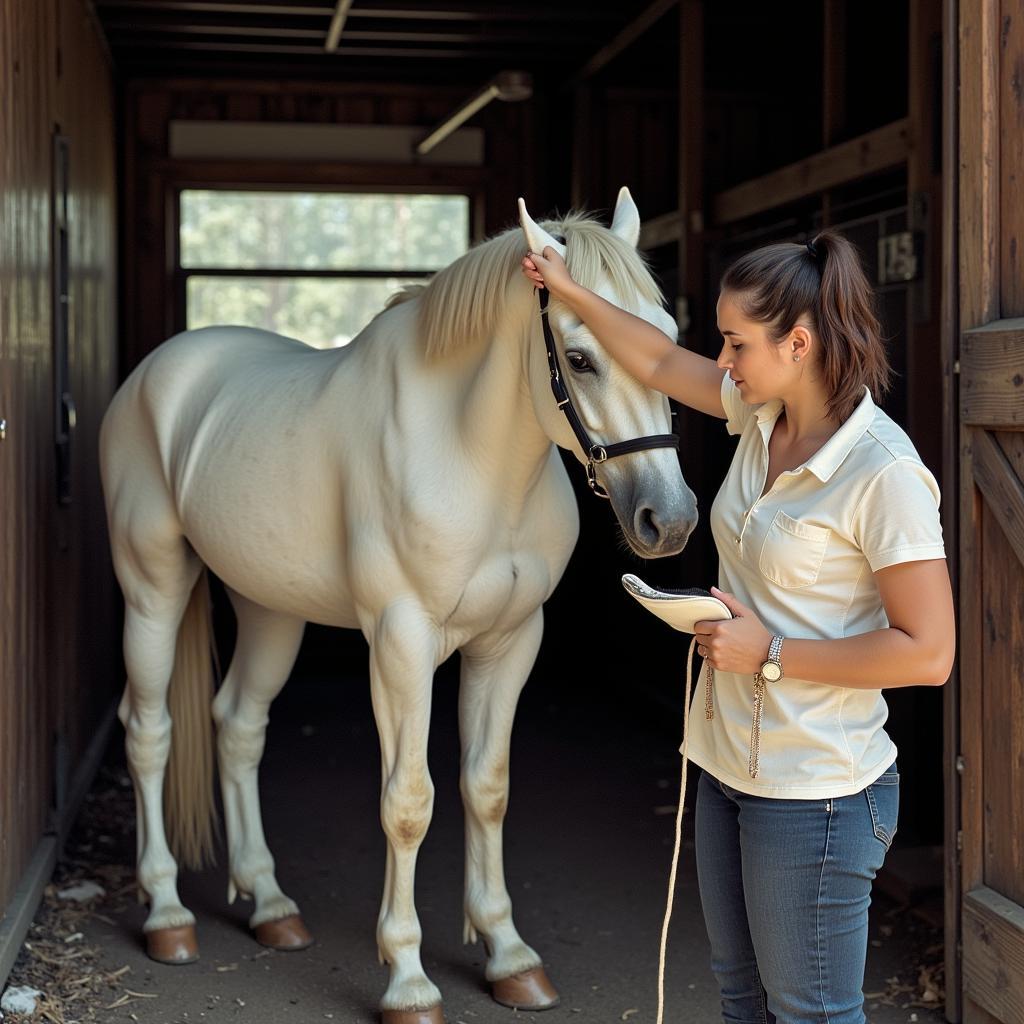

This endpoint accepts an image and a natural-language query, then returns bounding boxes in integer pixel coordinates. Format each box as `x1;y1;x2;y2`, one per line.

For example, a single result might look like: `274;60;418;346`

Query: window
179;190;470;348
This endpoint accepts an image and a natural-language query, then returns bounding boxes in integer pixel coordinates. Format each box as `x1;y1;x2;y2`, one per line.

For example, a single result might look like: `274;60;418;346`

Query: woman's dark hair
720;229;892;422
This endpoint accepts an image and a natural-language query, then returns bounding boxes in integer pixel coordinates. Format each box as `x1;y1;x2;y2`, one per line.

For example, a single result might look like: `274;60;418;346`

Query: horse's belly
181;497;360;628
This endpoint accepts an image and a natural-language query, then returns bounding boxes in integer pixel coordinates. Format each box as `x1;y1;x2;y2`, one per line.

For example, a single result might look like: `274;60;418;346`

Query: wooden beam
126;77;468;97
639;210;682;251
567;0;678;86
711;119;911;227
95;0;331;11
822;0;846;147
112;39;541;59
677;0;702;338
104;24;327;39
960;319;1024;427
962;886;1024;1021
570;84;592;209
821;0;846;225
159;158;485;189
95;0;622;23
940;0;961;1017
969;428;1024;573
103;22;572;46
958;0;1000;329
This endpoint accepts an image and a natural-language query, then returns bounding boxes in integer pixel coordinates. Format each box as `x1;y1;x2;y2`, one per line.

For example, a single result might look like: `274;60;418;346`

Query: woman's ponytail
812;230;892;420
721;229;892;422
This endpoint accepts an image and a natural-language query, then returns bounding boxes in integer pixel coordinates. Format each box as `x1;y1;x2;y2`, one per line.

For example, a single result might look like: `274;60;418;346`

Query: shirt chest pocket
758;510;831;589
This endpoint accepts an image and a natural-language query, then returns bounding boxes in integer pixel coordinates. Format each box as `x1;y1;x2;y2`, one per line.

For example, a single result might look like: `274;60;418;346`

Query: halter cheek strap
537;286;680;498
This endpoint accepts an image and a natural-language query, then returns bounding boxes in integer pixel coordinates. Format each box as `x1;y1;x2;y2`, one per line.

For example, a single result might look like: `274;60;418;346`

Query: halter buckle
590;444;609;463
586;460;611;499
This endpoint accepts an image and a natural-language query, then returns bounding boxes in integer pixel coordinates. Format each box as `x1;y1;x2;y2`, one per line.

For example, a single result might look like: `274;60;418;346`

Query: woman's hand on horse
522;247;576;299
694;588;773;674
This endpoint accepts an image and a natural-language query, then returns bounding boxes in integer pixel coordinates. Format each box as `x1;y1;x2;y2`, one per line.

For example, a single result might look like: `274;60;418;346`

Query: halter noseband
537;281;680;500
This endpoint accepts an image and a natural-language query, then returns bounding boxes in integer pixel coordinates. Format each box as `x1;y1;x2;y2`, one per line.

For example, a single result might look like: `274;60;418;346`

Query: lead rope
657;636;712;1024
657;645;764;1023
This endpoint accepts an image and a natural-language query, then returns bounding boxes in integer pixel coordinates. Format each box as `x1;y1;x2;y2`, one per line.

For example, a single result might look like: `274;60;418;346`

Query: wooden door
956;1;1024;1022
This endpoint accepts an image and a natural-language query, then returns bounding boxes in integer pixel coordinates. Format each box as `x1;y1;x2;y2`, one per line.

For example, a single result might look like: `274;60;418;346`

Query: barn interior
1;0;954;1019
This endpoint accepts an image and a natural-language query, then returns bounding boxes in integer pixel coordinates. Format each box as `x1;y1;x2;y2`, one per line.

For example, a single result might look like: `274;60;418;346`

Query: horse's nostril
637;506;661;544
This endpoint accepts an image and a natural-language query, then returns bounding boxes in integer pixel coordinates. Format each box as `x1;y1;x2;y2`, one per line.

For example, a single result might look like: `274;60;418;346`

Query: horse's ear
610;185;641;248
517;198;567;259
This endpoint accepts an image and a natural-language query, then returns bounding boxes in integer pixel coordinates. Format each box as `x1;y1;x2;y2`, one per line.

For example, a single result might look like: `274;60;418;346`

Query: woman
522;231;955;1024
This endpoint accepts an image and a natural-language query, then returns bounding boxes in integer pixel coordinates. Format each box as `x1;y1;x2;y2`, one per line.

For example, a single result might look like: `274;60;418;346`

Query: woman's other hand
694;588;773;674
521;246;576;299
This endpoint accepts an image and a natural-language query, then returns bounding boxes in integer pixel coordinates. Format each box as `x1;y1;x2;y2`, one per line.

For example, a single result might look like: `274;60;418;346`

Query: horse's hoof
253;914;313;951
146;924;199;965
492;966;560;1010
380;1007;445;1024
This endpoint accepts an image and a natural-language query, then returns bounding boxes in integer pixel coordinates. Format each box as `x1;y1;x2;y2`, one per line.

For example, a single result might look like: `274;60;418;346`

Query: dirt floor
2;645;947;1024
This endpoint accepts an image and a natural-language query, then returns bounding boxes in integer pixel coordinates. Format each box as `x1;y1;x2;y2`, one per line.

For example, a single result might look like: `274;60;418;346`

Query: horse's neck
456;307;553;498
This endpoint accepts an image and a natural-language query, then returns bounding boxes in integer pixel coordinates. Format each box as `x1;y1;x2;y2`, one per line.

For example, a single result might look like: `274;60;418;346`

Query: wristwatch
759;635;785;682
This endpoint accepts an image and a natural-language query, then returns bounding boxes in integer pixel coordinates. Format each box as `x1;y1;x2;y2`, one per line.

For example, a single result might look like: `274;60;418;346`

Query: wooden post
571;84;592;210
677;0;703;343
957;0;1002;1021
821;0;846;225
940;0;961;1015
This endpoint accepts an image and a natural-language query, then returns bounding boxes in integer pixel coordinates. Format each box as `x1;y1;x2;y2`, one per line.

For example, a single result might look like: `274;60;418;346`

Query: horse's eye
566;350;593;373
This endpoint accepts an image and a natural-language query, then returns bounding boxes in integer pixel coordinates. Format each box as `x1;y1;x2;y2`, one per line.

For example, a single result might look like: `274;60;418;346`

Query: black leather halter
538;284;680;499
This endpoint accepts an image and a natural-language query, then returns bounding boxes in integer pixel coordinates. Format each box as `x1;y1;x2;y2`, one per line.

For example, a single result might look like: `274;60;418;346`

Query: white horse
100;189;697;1024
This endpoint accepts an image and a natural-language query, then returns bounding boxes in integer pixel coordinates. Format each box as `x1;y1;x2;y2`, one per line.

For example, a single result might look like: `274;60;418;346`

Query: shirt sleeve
721;371;759;436
851;459;946;572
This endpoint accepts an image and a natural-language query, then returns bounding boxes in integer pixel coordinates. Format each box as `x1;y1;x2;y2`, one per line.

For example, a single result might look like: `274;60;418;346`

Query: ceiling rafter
93;0;648;81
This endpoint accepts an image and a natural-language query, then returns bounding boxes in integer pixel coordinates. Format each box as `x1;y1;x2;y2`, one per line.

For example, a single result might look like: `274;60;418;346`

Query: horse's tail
165;568;219;870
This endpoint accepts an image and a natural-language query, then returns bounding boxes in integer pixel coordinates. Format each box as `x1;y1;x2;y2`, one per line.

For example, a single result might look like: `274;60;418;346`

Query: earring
794;355;801;362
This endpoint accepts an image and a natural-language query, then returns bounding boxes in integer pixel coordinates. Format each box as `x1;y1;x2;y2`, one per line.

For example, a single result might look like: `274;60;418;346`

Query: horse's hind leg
117;540;204;963
459;609;560;1010
369;603;445;1023
211;590;309;949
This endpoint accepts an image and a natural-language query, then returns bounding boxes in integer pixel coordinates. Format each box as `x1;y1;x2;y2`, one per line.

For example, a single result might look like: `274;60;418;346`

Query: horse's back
111;325;316;418
105;326;329;461
101;326;329;523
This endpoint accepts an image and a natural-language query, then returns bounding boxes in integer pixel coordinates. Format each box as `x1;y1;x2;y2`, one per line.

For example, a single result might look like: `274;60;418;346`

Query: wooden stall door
958;323;1024;1024
956;0;1024;1019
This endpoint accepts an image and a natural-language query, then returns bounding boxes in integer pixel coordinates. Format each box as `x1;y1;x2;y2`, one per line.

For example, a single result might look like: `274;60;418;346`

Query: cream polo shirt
683;373;946;799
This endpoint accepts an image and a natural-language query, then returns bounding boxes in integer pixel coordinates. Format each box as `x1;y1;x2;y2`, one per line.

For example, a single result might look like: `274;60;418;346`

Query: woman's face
714;290;805;405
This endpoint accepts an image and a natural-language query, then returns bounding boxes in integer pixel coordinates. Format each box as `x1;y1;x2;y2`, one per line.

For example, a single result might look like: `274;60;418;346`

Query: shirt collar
755;387;876;483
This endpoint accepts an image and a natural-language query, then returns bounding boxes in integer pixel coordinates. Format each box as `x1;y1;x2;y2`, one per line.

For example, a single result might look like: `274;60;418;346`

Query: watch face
761;661;782;682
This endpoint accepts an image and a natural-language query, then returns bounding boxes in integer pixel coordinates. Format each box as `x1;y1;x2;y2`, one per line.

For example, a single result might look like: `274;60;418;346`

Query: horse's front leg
211;592;310;950
369;602;444;1024
459;608;560;1010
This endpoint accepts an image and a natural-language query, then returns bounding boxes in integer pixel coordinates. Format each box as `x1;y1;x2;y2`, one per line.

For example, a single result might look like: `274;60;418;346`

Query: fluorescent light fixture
325;0;354;52
415;71;533;156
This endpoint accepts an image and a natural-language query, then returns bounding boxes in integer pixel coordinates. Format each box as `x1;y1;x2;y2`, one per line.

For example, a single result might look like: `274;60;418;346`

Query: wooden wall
0;0;118;921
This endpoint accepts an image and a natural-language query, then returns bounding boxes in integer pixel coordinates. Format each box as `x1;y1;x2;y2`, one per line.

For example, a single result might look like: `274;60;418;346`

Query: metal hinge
956;829;963;852
953;360;961;374
956;754;965;775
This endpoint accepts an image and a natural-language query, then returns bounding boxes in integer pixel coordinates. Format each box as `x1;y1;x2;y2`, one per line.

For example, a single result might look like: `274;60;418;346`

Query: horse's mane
386;211;664;360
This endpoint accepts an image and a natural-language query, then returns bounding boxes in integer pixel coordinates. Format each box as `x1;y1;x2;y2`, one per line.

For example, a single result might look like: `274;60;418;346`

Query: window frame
171;181;482;338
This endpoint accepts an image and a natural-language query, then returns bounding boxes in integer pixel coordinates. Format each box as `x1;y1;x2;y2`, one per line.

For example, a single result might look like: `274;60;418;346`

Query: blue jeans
694;764;899;1024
